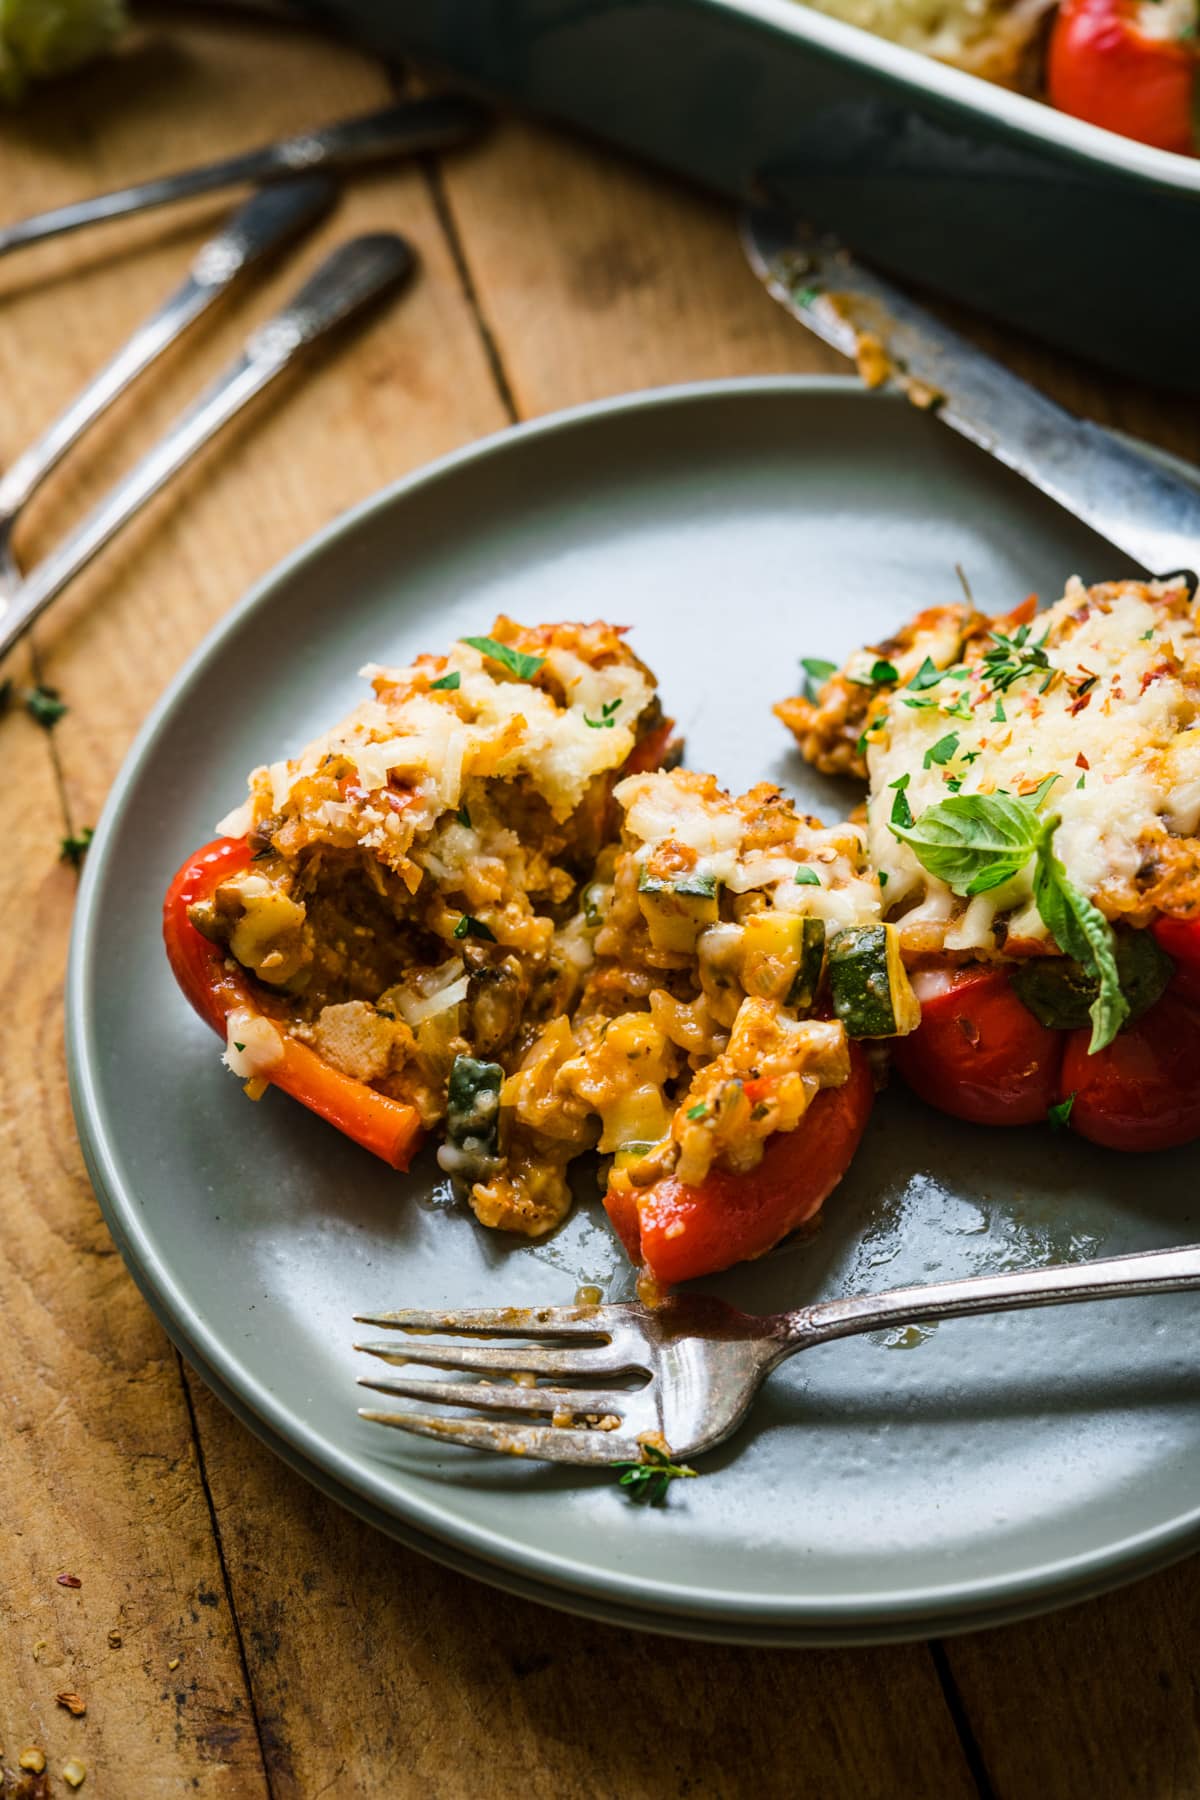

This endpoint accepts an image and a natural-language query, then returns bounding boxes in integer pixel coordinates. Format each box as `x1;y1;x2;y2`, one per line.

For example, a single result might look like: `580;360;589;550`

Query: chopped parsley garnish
453;914;496;942
945;776;963;792
849;658;899;688
889;772;914;829
460;636;544;682
1047;1093;1076;1130
879;870;888;888
793;284;822;308
585;697;623;729
980;623;1051;693
430;670;461;691
903;695;972;720
856;711;887;755
233;1042;246;1054
794;867;821;886
1140;628;1155;641
1076;775;1086;789
25;684;67;729
800;656;837;703
686;1102;708;1120
992;698;1006;723
906;656;943;692
923;732;959;769
59;827;94;869
613;1443;697;1505
457;804;471;828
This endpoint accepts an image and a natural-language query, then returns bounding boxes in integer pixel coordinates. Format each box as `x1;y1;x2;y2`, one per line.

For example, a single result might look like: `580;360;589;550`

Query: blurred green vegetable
0;0;127;102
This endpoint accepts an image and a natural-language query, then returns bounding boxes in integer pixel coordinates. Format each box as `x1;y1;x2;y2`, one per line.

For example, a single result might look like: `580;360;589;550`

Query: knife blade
741;207;1200;581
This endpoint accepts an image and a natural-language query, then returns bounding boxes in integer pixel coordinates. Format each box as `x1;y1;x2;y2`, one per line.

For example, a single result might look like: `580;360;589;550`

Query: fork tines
353;1301;657;1465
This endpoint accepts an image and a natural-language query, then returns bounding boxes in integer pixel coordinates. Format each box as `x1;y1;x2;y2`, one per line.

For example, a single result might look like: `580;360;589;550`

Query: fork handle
0;233;414;664
773;1243;1200;1356
0;97;485;256
0;177;335;523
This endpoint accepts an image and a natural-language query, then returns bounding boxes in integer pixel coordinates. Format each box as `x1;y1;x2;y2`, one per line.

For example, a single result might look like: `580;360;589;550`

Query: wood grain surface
1;10;1197;1796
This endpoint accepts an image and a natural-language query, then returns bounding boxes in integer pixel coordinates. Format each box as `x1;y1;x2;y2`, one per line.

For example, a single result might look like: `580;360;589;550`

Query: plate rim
66;373;1200;1640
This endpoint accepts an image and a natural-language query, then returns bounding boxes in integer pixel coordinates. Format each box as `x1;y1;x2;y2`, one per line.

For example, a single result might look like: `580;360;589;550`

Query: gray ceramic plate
68;378;1200;1645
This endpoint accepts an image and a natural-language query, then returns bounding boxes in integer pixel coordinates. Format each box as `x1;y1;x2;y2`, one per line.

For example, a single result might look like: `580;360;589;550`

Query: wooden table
2;11;1199;1796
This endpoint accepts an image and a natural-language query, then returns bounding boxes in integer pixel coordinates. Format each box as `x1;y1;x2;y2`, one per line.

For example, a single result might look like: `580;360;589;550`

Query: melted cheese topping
217;620;656;857
616;770;882;931
867;579;1200;950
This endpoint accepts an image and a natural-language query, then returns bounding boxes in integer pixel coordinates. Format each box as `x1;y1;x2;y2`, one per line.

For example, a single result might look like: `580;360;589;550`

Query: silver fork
0;176;336;613
356;1243;1200;1465
0;231;414;663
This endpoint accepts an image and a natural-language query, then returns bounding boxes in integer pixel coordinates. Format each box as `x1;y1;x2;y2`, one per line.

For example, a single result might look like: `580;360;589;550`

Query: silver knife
741;208;1200;580
0;96;486;258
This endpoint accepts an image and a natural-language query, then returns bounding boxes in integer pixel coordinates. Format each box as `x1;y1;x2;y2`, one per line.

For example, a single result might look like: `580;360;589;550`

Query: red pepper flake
1076;753;1089;770
56;1574;82;1589
1068;692;1093;717
956;1014;980;1047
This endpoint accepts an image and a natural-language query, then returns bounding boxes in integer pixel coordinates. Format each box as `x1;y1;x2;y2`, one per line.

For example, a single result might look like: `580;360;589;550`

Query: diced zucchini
828;924;920;1037
740;912;826;1011
613;1139;660;1171
1012;927;1173;1031
637;868;720;953
445;1055;504;1165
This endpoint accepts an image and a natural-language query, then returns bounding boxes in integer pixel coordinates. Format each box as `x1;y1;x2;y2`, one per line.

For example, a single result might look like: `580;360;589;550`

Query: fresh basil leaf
430;670;461;691
890;792;1043;896
1032;826;1128;1052
794;867;821;886
461;636;545;681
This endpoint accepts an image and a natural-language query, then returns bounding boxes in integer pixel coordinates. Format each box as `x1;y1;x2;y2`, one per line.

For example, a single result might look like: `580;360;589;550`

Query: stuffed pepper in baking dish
777;575;1200;1150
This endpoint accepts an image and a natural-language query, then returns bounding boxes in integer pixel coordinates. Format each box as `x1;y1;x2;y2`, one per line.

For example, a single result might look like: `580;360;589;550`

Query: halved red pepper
163;836;424;1171
604;1046;874;1285
1047;0;1197;156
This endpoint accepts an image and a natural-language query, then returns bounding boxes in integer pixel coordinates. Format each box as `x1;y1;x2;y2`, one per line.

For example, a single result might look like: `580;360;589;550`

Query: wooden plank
0;11;503;1796
941;1564;1200;1798
432;116;843;417
0;662;272;1795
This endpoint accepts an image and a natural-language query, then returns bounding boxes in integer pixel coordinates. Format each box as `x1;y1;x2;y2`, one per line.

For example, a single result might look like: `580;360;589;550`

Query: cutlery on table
0;95;486;259
0;233;415;663
741;208;1200;581
355;1243;1200;1465
0;176;336;609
